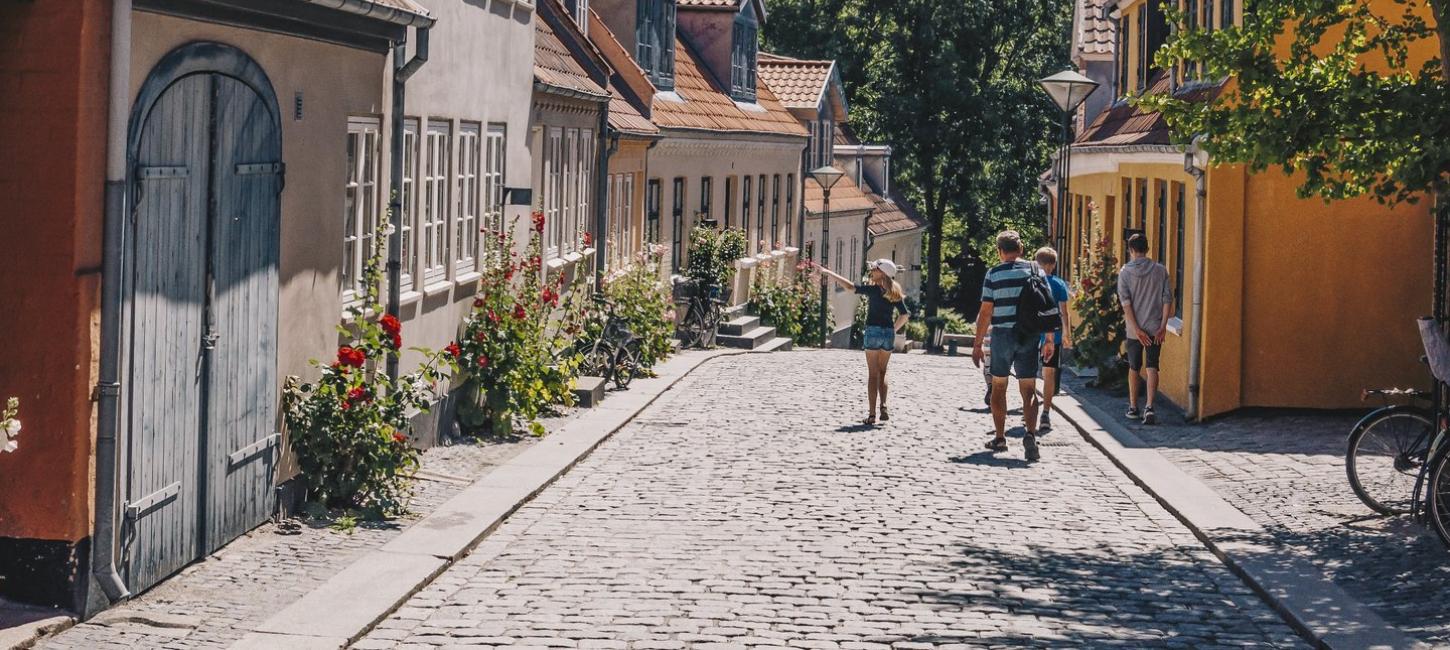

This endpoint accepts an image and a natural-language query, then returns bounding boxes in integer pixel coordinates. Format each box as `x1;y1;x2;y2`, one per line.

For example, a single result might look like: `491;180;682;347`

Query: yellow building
1055;0;1434;419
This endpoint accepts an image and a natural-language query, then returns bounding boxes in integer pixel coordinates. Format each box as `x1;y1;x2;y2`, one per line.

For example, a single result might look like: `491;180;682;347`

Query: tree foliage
764;0;1070;317
1138;0;1450;203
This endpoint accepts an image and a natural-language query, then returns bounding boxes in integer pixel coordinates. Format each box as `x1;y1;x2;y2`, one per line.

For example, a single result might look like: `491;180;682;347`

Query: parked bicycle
675;279;725;349
573;296;641;390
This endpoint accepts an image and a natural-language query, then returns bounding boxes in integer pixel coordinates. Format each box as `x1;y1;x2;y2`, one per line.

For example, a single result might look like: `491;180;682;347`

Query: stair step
717;326;777;350
718;315;761;336
751;337;794;353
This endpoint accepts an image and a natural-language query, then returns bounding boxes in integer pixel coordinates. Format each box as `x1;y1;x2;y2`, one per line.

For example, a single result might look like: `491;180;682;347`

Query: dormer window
730;2;758;102
565;0;590;35
636;0;676;90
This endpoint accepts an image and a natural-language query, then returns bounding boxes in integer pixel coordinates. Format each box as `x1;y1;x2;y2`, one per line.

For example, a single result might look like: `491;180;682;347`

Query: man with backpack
1119;233;1173;425
972;230;1060;462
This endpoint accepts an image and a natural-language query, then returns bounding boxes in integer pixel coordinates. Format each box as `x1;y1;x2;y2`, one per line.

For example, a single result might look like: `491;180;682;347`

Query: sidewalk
1057;373;1450;647
34;349;739;650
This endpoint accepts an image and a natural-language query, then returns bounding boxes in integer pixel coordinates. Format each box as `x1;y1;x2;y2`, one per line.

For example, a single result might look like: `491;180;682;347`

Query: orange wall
0;0;110;542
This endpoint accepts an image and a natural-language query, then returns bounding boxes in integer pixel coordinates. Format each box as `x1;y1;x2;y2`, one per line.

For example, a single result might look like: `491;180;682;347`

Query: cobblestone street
356;351;1302;649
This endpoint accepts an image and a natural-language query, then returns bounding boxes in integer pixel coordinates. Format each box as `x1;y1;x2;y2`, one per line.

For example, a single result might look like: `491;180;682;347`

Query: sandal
985;437;1008;452
879;406;890;421
863;415;877;426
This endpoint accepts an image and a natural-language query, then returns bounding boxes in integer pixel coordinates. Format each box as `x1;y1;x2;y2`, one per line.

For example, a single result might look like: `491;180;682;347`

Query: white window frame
482;124;507;267
400;118;420;294
545;127;563;258
422;119;452;287
455;122;482;277
343;116;381;305
563;128;577;254
578;129;593;249
622;174;635;264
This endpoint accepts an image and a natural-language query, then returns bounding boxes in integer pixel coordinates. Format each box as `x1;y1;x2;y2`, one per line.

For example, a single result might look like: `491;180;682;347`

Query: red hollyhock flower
390;333;403;349
476;354;490;368
582;231;593;247
392;430;407;444
504;267;515;281
338;346;366;368
340;399;352;411
379;314;401;336
487;309;501;323
512;303;527;320
542;287;558;306
445;342;462;358
473;297;485;308
475;330;487;342
532;211;546;233
347;387;369;403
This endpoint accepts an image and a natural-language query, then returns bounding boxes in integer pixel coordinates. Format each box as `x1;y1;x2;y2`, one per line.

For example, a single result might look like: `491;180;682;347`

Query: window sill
1167;317;1184;336
398;289;423;307
423;280;453;298
455;271;482;286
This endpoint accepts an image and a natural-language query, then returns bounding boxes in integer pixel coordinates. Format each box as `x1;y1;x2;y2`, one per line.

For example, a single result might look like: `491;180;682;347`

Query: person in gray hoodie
1118;234;1173;424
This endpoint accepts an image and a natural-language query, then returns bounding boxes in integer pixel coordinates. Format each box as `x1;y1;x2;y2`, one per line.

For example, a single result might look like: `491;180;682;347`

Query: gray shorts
988;327;1040;379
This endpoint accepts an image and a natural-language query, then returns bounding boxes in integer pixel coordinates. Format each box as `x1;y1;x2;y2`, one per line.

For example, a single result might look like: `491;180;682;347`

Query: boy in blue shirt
1034;247;1072;432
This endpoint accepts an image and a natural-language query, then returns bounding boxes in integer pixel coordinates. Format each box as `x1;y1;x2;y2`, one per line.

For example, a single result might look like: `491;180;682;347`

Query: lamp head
809;165;844;190
1037;68;1100;113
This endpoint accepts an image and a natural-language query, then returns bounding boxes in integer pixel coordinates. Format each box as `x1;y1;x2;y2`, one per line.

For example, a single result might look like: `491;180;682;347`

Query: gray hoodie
1117;257;1173;338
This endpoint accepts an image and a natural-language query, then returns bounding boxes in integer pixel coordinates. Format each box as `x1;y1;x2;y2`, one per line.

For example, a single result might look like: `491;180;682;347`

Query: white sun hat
869;259;898;278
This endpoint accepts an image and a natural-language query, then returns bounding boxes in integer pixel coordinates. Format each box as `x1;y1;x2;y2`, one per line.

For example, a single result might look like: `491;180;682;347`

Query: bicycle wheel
1425;443;1450;548
678;304;705;349
1346;405;1433;515
577;341;612;378
613;339;642;390
699;304;719;348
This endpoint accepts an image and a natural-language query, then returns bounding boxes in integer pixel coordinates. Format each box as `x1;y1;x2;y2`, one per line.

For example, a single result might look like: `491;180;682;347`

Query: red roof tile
609;83;659;135
1076;72;1222;147
757;53;834;109
650;39;807;136
534;13;609;100
804;174;875;214
867;190;927;237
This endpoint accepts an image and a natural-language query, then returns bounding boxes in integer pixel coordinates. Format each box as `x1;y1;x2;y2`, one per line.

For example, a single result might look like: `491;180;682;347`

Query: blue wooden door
123;63;281;591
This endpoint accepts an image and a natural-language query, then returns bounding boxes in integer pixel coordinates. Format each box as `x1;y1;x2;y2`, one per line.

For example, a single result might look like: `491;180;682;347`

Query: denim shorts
863;325;896;351
988;327;1041;379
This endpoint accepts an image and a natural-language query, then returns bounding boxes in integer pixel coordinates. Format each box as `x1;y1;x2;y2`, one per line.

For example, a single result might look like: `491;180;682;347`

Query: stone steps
718;325;778;350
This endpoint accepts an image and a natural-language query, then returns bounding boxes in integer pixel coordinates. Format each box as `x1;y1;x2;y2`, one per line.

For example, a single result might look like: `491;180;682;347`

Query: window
1136;6;1148;91
807;121;818;169
700;176;712;220
578;129;594;248
815;117;833;170
1185;0;1200;80
836;239;844;277
1155;179;1168;260
455;123;481;275
1122;178;1133;228
645;178;661;244
343;117;381;302
742;175;752;242
785;173;795;246
422;119;451;286
671;177;685;271
482;125;506;266
756;174;766;250
562;128;577;254
770;175;780;248
544;127;563;257
1221;0;1234;28
730;2;758;102
1173;181;1186;318
849;236;858;279
636;0;676;90
400;118;419;292
623;174;635;258
1137;178;1148;230
566;0;589;34
1117;15;1130;97
723;176;736;228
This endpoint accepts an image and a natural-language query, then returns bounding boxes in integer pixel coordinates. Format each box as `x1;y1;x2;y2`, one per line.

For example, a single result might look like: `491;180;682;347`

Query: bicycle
1346;386;1434;515
675;280;725;349
573;296;641;390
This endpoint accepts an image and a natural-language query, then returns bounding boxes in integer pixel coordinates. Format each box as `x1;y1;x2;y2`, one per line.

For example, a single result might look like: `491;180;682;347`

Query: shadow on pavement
948;451;1030;469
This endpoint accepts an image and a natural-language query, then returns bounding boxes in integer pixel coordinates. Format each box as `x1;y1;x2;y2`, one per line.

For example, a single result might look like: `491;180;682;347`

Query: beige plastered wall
804;209;870;343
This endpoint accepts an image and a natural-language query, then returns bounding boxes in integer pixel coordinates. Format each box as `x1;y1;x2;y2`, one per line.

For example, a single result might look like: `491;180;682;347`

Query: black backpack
1015;262;1061;337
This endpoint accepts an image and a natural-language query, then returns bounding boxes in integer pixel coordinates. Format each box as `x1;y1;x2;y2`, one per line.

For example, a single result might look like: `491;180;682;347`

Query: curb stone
0;614;74;650
233;348;747;650
1053;392;1430;650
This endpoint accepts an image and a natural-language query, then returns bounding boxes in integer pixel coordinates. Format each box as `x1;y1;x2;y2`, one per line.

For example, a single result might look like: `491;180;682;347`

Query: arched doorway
121;42;283;593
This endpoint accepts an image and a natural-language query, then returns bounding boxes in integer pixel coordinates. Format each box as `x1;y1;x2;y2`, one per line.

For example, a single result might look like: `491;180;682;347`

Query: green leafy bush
750;258;831;347
686;226;748;289
451;212;587;437
1072;237;1126;386
282;226;452;513
598;246;675;371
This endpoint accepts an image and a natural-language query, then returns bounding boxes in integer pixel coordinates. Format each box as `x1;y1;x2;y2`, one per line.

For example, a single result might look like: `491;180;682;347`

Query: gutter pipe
595;120;619;284
386;26;429;382
1184;135;1208;421
302;0;435;28
92;0;136;613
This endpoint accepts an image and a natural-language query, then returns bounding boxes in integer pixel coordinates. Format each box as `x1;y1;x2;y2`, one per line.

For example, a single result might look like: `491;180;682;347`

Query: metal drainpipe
594;116;616;285
386;27;429;382
92;0;136;611
1184;135;1208;421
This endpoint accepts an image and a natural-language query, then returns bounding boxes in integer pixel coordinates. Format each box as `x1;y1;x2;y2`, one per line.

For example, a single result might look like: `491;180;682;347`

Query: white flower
2;440;15;453
381;224;397;236
3;419;18;437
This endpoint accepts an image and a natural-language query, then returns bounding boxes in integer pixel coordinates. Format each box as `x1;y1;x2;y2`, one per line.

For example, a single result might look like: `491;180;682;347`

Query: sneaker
1039;412;1053;432
1142;407;1157;425
1126;406;1142;420
1023;433;1041;462
985;437;1008;452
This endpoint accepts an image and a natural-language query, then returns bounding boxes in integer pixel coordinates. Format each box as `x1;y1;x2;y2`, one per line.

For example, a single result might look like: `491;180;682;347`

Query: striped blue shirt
981;260;1034;331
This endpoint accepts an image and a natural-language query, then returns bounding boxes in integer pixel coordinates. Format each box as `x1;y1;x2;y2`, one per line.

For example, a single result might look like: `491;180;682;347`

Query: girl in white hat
820;259;910;426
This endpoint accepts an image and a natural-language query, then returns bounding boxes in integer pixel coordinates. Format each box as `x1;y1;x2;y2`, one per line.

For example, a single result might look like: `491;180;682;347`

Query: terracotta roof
834;123;860;146
650;39;807;136
757;53;834;109
609;83;659;136
867;190;927;237
534;13;609;100
677;0;737;6
1076;71;1222;146
804;174;875;214
1075;0;1115;57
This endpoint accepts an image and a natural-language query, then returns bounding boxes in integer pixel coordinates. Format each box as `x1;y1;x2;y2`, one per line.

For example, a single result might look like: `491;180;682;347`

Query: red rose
379;314;401;337
340;400;352;411
532;211;546;233
513;303;527;320
338;346;366;369
348;387;369;403
390;333;403;349
445;342;462;358
476;354;490;368
473;297;485;308
392;430;407;444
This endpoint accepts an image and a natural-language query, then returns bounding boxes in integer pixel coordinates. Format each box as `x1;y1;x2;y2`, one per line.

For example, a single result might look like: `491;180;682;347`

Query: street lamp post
810;165;843;348
1036;68;1099;264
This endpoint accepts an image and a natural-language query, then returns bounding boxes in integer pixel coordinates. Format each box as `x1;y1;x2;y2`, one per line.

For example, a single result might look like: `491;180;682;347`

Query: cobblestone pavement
1062;373;1450;645
357;351;1303;649
38;434;541;650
